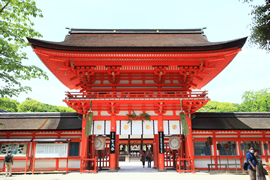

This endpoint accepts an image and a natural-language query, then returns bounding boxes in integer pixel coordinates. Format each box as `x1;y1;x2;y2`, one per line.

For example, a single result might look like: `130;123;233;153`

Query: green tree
18;99;44;112
243;0;270;50
0;0;48;97
238;88;270;112
57;106;76;112
42;104;59;112
0;97;19;112
197;101;239;112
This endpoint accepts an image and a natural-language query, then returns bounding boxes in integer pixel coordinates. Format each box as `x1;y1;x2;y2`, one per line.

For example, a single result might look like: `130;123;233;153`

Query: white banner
120;121;131;135
169;120;181;135
163;121;169;135
143;121;153;135
93;120;110;135
132;120;142;135
35;143;67;158
94;121;105;135
95;120;181;135
163;120;181;135
105;120;111;135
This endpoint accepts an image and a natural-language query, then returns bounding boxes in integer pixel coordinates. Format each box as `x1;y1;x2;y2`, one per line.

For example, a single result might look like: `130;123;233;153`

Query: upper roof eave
27;37;247;52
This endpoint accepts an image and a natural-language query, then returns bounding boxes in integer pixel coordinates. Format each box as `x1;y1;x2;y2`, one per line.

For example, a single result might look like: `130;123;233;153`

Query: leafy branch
0;0;48;97
126;110;151;124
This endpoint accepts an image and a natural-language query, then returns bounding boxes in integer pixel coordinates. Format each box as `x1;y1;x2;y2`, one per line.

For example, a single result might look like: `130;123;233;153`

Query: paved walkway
0;162;268;180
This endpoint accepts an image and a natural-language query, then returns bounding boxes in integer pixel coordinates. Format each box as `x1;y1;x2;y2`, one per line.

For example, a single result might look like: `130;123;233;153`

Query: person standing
5;150;13;177
246;147;257;180
254;149;266;180
147;151;152;168
141;151;146;168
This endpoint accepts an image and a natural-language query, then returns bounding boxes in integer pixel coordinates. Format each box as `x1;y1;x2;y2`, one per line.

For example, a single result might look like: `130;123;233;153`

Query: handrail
32;157;69;174
80;157;97;174
177;157;195;173
65;91;208;100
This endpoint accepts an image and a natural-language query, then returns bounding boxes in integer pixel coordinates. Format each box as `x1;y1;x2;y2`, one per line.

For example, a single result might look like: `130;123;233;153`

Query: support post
116;134;119;169
90;135;95;169
32;142;37;175
109;114;118;171
141;134;143;151
81;114;89;169
157;114;166;171
66;141;70;174
24;142;30;174
185;113;195;173
128;135;131;155
153;134;158;169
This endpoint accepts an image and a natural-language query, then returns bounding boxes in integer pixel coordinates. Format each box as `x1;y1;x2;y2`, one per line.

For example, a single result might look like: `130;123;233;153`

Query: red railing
65;91;208;100
177;158;195;173
0;157;28;173
80;157;98;174
32;157;75;174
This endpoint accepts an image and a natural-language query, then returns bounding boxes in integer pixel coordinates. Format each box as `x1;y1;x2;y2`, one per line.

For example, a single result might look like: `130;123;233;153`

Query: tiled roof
27;29;247;51
0;109;8;113
192;112;270;130
0;112;81;131
1;112;269;131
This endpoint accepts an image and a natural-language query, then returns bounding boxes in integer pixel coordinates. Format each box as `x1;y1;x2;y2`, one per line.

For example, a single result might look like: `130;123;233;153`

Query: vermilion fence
80;157;98;174
177;158;195;173
65;91;208;100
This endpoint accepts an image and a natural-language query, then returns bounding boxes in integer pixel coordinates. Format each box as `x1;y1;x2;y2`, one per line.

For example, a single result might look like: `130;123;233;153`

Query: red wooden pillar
238;140;243;165
153;134;158;169
90;135;95;158
66;141;70;174
157;114;165;171
24;142;31;174
81;114;89;168
116;134;119;169
32;142;37;175
213;139;218;170
185;113;195;173
109;114;117;171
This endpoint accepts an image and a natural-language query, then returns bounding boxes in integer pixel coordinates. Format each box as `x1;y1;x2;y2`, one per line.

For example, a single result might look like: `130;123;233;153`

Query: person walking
254;149;266;180
4;150;13;177
141;151;146;168
246;147;257;180
147;151;152;168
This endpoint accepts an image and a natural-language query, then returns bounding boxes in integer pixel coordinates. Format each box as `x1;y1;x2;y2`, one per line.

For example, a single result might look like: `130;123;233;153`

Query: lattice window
95;143;110;169
164;142;179;168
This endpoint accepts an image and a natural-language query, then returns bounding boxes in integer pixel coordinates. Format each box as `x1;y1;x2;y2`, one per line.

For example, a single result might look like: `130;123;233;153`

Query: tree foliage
0;97;19;112
0;0;48;97
57;106;76;112
198;88;270;112
239;88;270;112
197;101;239;112
243;0;270;50
17;99;43;112
0;97;76;112
249;1;270;50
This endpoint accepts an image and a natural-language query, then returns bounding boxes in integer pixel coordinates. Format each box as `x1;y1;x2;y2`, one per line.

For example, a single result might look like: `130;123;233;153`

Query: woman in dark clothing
254;150;266;180
147;151;152;168
141;151;146;168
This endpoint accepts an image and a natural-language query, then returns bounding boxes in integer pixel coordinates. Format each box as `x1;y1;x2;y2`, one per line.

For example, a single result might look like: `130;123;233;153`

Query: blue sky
17;0;269;106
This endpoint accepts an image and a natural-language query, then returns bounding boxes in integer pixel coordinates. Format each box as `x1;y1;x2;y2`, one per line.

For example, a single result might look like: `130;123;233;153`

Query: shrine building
1;29;269;174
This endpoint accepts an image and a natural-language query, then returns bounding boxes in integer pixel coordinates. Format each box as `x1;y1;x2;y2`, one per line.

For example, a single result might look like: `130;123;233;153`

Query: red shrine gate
28;29;246;172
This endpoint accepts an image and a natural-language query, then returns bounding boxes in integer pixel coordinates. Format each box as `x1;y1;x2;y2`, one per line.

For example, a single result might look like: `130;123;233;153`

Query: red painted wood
33;47;241;90
109;115;116;171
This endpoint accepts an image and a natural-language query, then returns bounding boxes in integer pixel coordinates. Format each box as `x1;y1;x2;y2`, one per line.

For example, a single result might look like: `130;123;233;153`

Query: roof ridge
69;28;205;34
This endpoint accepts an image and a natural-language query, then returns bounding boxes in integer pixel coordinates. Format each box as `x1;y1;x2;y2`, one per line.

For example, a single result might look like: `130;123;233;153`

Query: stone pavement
0;162;268;180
